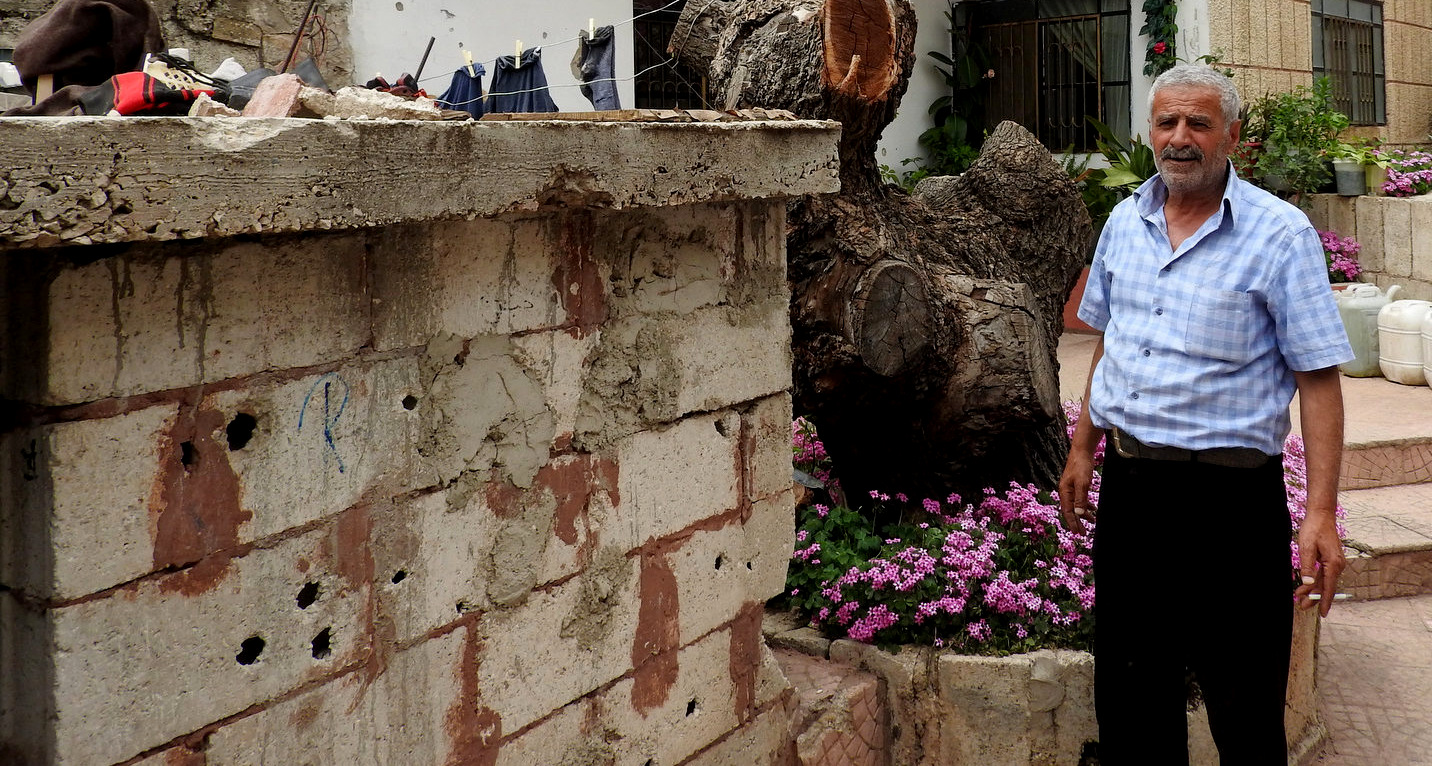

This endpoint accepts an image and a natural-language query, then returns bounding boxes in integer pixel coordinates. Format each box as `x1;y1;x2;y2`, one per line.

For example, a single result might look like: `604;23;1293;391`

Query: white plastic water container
1379;300;1432;385
1338;284;1400;377
1422;309;1432;386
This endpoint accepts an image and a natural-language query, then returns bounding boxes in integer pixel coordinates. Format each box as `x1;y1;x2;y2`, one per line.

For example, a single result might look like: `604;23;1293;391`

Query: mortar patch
446;621;501;766
729;601;764;722
151;403;251;595
631;553;680;715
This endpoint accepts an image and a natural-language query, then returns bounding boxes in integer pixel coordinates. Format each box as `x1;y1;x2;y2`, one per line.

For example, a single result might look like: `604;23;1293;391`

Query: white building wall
349;0;636;112
877;0;956;169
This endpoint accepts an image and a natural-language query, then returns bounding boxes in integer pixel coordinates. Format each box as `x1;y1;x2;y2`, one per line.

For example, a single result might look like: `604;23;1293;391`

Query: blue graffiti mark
298;373;351;474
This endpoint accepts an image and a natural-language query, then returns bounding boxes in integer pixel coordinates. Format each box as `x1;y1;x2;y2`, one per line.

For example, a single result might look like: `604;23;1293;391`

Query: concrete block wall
1306;194;1432;301
0;117;841;765
1207;0;1432;147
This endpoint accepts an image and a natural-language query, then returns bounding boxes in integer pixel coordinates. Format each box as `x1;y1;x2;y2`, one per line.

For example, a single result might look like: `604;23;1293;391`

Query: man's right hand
1059;449;1097;534
1061;336;1106;535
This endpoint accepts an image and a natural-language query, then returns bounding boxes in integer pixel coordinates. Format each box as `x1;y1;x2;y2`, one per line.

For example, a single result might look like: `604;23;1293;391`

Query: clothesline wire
416;0;687;86
437;0;721;106
435;55;678;106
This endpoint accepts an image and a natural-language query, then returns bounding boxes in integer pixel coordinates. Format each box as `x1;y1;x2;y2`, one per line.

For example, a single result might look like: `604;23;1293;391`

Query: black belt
1108;428;1272;469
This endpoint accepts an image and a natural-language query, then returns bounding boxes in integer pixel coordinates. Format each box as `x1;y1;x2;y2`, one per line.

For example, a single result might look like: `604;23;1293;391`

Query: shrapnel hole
296;582;320;609
226;413;258;450
235;636;265;665
311;627;333;660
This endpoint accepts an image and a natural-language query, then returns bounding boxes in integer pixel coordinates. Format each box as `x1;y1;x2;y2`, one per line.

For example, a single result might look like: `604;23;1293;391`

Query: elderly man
1059;64;1353;763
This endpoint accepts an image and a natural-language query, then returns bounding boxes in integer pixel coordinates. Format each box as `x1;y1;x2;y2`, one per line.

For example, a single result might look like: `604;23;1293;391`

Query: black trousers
1094;450;1294;765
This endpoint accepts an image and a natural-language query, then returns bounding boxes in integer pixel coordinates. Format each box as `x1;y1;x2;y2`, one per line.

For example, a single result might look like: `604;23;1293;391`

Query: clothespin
463;50;476;77
514;40;523;68
589;18;596;36
35;73;53;102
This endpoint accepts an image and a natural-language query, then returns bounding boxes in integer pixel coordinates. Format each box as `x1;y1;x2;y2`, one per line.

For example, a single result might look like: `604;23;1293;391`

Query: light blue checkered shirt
1078;165;1354;455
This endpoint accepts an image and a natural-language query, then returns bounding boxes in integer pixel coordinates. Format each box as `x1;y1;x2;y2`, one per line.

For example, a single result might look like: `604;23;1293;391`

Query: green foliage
1140;0;1178;76
1061;118;1156;258
1240;78;1351;196
1088;117;1158;192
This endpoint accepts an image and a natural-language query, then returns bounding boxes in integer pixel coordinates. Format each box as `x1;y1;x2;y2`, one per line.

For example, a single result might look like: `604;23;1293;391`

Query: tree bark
673;0;1091;501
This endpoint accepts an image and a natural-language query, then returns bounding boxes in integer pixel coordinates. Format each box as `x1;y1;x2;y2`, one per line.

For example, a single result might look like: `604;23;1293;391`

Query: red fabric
109;71;211;115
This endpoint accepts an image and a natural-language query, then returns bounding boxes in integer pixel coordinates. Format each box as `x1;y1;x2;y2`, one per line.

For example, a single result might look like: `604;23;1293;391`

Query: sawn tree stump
673;0;1092;501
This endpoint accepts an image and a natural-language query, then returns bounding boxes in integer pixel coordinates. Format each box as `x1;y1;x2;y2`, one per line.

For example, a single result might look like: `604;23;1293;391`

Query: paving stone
1343;515;1432;554
1317;594;1432;764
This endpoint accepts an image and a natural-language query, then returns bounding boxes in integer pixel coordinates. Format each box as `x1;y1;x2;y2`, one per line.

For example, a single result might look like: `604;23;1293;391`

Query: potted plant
1359;139;1391;195
1240;78;1351;198
1329;141;1367;196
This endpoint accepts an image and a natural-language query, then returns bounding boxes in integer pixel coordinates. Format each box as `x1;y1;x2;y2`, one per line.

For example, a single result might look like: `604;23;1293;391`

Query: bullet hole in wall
746;561;753;570
311;627;333;660
226;412;258;451
402;395;419;411
714;555;724;571
714;419;729;437
686;698;698;716
236;636;265;665
391;570;408;584
180;441;196;467
296;582;320;609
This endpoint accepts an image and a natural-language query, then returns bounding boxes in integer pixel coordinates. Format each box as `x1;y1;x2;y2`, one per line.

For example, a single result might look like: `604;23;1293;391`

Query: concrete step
1339;436;1432;491
1307;371;1432;491
1339;483;1432;600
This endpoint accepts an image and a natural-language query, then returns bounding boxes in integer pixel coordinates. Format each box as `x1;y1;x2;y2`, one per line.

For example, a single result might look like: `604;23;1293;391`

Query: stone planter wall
1305;194;1432;301
0;116;839;765
769;606;1324;766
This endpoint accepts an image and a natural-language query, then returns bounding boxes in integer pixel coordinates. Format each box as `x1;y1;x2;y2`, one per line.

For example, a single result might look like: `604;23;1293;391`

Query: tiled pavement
1315;595;1432;765
1058;332;1432;765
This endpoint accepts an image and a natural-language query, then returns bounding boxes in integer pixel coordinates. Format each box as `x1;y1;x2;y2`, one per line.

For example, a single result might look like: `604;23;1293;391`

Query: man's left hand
1295;508;1346;617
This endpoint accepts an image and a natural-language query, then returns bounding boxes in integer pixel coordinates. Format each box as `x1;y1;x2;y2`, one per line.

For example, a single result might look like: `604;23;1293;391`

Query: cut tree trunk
673;0;1090;501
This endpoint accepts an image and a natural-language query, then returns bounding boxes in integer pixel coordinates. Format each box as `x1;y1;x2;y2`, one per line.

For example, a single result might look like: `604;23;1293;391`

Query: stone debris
240;73;307;118
188;93;240;118
300;86;446;121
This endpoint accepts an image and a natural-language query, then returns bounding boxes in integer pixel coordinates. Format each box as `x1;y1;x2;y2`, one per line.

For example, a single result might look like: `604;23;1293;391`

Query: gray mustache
1160;147;1205;162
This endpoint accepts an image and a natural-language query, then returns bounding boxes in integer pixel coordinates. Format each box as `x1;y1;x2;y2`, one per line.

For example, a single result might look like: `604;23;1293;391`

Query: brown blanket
11;0;164;94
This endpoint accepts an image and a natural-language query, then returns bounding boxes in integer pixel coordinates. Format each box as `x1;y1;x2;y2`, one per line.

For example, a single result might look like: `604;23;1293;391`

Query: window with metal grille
965;0;1131;152
1312;0;1385;126
633;0;710;110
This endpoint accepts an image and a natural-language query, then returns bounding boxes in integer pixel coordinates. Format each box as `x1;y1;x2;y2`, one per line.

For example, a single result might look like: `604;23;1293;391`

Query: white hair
1148;64;1242;127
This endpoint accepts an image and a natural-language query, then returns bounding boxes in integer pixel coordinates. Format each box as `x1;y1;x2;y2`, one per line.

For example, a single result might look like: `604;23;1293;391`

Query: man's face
1150;85;1241;196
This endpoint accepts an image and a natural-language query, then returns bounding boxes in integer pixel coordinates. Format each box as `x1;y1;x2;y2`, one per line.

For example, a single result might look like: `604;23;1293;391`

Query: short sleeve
1077;219;1116;333
1268;225;1354;371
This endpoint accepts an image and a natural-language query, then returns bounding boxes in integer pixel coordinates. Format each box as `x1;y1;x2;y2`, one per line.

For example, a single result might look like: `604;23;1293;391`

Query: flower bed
779;408;1336;764
1320;229;1362;283
1376;147;1432;197
785;404;1345;651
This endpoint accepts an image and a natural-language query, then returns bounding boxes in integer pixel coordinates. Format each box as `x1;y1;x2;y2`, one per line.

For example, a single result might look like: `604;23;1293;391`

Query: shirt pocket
1183;289;1256;363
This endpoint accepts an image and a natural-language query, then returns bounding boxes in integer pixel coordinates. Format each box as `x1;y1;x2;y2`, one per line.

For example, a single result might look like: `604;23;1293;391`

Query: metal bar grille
1315;7;1384;126
633;7;710;110
972;2;1128;151
1040;16;1101;150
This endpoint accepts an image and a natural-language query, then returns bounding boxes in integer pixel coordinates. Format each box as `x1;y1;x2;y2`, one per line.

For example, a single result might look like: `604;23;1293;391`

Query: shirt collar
1132;160;1243;230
